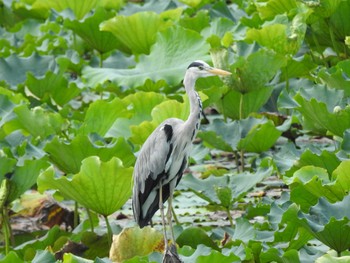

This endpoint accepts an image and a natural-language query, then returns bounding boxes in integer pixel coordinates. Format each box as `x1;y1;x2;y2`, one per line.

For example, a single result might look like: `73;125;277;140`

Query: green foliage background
1;0;350;262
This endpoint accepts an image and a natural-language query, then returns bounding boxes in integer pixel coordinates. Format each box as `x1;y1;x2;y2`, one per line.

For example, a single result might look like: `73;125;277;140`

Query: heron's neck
184;74;202;140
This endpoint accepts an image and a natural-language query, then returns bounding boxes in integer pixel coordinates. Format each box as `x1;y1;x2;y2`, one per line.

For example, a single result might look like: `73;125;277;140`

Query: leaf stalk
104;215;113;248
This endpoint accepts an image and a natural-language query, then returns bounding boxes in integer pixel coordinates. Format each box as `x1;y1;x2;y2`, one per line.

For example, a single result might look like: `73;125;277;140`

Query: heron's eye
198;66;204;70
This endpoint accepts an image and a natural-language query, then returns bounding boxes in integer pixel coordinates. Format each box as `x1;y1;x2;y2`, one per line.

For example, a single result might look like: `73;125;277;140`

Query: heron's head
187;60;231;78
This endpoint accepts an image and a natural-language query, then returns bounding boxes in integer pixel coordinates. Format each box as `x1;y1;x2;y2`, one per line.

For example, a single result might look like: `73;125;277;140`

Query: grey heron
132;60;231;260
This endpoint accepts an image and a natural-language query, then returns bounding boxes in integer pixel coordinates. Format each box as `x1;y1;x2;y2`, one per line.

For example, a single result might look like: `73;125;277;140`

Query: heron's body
132;60;231;261
133;118;187;226
133;63;203;227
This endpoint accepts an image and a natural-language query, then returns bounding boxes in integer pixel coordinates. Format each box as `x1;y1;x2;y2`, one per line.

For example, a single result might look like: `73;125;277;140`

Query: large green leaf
295;93;350;136
280;55;317;81
255;0;299;20
246;12;307;55
229;49;286;94
0;93;18;130
106;92;165;139
31;250;56;263
306;0;350;56
25;71;81;106
286;161;350;211
80;232;109;259
237;118;282;153
62;253;93;263
176;227;219;250
79;97;130;137
202;17;235;48
38;156;133;216
332;160;350;188
4;105;66;139
44;135;135;174
31;0;124;20
64;7;121;54
307;0;343;18
200;118;281;153
198;118;239;152
260;248;300;263
216;87;274;119
14;226;68;261
0;53;54;87
0;157;16;179
178;244;239;263
179;10;210;33
83;26;210;88
182;167;272;205
316;252;350;263
297;84;344;110
100;11;179;55
0;91;28;140
286;166;332;211
0;251;22;263
317;60;350;97
285;195;350;254
7;159;49;203
284;149;341;178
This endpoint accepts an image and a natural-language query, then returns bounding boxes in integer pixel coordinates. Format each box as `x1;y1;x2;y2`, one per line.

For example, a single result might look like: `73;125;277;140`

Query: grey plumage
132;60;231;259
132;117;188;227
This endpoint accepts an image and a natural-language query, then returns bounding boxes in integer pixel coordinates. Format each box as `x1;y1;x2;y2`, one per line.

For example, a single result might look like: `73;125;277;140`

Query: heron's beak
208;68;232;76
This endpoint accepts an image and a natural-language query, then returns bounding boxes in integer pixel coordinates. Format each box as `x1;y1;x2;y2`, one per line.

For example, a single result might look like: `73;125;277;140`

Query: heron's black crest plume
187;61;205;69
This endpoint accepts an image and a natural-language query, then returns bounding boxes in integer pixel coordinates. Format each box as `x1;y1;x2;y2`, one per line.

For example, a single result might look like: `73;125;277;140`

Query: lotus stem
310;29;327;67
74;201;79;228
99;52;103;68
327;18;339;58
2;206;11;255
86;208;94;232
104;215;113;248
226;207;233;227
239;93;245;172
239;93;244;120
234;151;239;171
240;149;245;172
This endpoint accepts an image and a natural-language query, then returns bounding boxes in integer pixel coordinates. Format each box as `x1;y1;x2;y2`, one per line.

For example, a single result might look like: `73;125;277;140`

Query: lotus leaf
255;0;298;20
44;135;135;174
286;161;350;211
83;26;210;88
229;49;286;93
25;71;81;106
64;7;121;54
6;159;49;203
31;0;122;20
177;227;219;250
3;105;65;139
0;53;54;87
286;195;350;254
79;97;130;137
295;93;350;136
38;156;133;216
183;167;271;205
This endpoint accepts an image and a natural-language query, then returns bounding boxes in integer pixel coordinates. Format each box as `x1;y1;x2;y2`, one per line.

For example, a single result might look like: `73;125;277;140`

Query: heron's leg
167;195;176;246
159;184;168;250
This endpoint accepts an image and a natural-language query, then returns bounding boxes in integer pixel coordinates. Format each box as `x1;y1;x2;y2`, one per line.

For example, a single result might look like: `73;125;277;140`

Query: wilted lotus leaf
109;226;164;262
